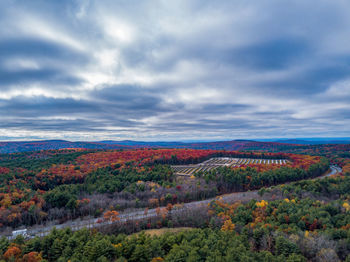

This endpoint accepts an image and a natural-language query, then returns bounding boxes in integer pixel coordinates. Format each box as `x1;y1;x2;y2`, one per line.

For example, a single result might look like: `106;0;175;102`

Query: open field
130;227;193;238
171;157;290;176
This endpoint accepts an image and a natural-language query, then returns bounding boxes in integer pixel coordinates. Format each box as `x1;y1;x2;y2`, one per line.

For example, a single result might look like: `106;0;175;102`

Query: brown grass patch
130;227;194;238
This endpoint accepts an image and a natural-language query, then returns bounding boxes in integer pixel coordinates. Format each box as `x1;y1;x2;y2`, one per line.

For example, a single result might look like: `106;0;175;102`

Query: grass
130;227;193;237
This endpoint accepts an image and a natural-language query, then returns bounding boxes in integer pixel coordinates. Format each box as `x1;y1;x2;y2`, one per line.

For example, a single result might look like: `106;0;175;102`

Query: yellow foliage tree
221;219;235;232
256;200;268;208
151;257;164;262
1;195;12;208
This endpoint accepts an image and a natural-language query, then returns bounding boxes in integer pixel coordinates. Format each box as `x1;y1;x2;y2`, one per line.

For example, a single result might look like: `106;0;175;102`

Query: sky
0;0;350;141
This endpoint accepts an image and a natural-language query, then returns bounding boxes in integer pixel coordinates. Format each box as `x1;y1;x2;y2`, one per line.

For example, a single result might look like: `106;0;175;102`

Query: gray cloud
0;0;350;141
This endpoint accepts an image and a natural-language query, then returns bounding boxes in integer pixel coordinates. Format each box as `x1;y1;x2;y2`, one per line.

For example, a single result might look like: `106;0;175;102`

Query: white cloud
100;17;136;44
324;79;350;97
0;0;350;140
3;59;40;71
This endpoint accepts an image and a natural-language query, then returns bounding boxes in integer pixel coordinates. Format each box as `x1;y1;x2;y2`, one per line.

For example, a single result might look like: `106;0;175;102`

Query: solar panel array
171;157;289;176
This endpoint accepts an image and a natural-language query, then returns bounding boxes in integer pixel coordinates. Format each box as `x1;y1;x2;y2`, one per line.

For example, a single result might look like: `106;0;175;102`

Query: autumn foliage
241;154;322;172
3;245;21;261
103;210;120;222
0;148;330;228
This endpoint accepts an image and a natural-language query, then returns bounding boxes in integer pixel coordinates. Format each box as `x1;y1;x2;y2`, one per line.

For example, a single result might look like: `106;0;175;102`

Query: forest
2;173;350;261
0;145;349;261
0;149;325;228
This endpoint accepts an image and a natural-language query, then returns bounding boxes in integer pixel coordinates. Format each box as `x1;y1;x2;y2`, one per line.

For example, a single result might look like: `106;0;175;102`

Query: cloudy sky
0;0;350;141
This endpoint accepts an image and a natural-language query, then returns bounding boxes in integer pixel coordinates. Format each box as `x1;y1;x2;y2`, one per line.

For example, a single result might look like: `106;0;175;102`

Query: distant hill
0;140;129;154
99;140;186;147
184;140;298;151
274;139;350;145
99;139;294;151
0;139;302;153
2;138;348;154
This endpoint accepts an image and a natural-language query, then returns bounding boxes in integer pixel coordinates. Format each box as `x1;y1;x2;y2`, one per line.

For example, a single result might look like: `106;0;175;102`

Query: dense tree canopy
1;146;348;261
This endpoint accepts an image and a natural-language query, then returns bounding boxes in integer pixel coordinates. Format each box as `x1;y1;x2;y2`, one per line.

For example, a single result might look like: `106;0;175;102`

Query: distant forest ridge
0;138;349;153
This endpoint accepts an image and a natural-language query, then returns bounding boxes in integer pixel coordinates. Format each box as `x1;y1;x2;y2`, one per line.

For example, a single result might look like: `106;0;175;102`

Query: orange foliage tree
103;210;120;222
22;252;43;262
3;245;21;261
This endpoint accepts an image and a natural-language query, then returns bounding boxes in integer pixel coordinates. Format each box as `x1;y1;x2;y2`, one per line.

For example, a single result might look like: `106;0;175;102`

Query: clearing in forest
171;157;289;176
